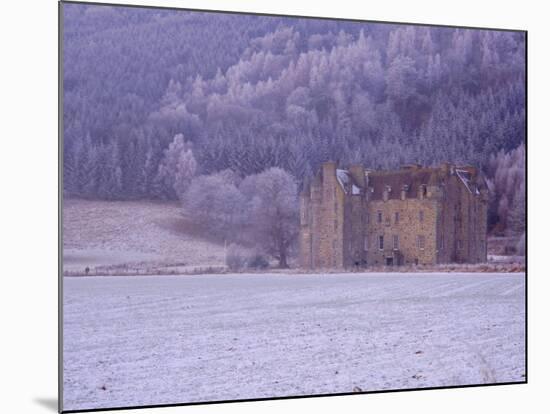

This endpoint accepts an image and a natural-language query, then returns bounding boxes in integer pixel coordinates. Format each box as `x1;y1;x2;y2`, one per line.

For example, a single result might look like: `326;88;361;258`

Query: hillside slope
63;199;226;274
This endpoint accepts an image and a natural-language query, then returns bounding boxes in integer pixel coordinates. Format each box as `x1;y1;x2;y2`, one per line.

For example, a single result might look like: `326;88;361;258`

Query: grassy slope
63;199;226;273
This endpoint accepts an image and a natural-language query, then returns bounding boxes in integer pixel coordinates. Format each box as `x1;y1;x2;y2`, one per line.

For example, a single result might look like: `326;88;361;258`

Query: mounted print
60;1;526;412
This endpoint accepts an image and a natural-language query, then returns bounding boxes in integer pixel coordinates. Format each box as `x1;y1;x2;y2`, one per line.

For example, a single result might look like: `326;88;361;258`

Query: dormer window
401;185;409;200
383;185;392;202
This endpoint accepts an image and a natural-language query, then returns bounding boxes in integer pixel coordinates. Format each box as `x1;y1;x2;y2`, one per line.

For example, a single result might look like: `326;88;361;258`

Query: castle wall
463;188;488;263
343;194;368;267
300;162;345;269
476;197;488;262
299;193;312;268
366;198;439;266
436;174;488;264
435;174;460;263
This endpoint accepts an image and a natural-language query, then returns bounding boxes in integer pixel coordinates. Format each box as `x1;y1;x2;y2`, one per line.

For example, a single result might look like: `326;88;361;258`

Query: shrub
247;253;270;269
504;243;517;255
226;243;247;271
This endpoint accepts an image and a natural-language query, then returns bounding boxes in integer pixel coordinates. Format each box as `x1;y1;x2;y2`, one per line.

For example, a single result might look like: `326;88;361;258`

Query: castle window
393;235;399;250
417;235;426;250
378;235;384;250
419;184;427;199
395;212;400;224
301;207;307;226
419;210;424;222
458;240;463;249
439;236;444;251
364;236;369;251
377;211;382;223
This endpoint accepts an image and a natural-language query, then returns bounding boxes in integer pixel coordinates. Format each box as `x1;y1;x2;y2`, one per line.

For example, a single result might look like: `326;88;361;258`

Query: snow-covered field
62;272;525;411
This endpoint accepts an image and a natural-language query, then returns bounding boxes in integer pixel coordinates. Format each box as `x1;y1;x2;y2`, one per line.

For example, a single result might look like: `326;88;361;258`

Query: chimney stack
440;162;451;175
321;161;337;182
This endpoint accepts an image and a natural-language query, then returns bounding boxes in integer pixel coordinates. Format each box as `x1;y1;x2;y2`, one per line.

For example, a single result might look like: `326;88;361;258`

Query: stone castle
299;162;489;269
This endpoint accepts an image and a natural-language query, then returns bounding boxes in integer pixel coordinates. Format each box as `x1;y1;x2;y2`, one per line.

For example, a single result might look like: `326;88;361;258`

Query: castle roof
456;169;479;194
306;162;488;200
366;168;439;200
336;169;363;195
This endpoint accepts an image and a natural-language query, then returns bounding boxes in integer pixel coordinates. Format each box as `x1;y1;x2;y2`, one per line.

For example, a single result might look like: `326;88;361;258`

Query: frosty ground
63;200;227;274
62;272;525;411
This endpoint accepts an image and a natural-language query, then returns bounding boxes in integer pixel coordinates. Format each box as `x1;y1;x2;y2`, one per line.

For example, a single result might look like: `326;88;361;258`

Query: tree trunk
278;250;288;268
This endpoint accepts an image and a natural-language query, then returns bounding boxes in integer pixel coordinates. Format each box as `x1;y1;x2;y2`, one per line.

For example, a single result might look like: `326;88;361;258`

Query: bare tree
241;168;299;268
183;170;245;241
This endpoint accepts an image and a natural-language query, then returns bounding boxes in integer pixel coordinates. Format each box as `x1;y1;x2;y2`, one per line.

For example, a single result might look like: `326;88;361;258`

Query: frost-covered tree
62;4;525;201
486;143;525;234
240;168;299;268
96;142;122;199
173;147;198;200
507;181;526;234
156;134;197;200
182;170;245;240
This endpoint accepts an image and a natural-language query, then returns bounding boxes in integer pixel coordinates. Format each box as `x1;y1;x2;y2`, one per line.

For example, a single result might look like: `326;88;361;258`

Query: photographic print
60;1;526;412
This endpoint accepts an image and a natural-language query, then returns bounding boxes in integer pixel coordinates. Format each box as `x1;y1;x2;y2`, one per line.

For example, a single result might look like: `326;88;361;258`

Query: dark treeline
63;4;525;211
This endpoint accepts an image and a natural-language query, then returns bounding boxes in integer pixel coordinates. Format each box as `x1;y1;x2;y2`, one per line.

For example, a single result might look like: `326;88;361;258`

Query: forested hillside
62;4;525;234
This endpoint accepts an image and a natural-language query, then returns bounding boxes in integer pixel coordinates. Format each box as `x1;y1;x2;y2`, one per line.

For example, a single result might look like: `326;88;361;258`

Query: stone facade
300;162;488;269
